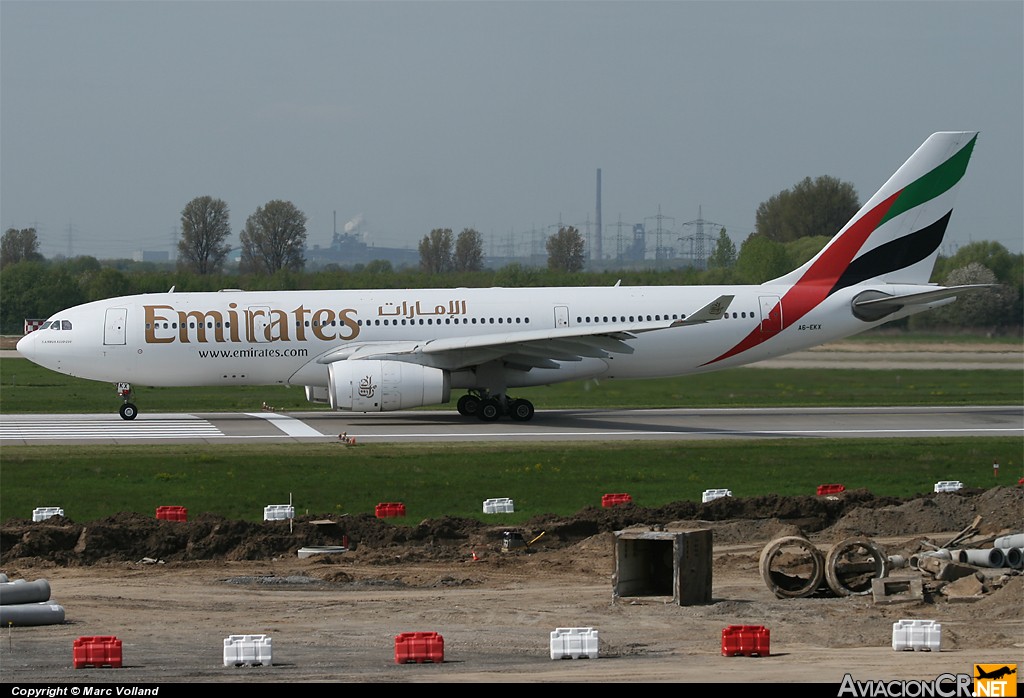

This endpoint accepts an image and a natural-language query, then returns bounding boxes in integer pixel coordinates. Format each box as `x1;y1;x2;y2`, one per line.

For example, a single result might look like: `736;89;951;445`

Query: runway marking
0;415;224;441
1;411;1019;442
244;412;325;437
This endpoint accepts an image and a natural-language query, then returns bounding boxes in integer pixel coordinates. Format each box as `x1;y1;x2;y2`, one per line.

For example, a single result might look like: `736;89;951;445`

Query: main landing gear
456;391;535;422
117;382;138;421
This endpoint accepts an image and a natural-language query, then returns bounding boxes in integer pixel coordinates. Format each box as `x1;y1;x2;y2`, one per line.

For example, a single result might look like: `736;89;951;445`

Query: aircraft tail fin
771;131;978;289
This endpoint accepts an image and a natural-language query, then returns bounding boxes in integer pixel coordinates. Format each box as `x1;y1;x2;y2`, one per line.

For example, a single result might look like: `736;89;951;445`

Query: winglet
673;295;734;326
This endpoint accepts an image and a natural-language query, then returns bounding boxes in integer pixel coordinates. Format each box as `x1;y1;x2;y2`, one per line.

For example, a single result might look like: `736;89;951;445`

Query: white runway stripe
0;416;224;440
244;412;325;437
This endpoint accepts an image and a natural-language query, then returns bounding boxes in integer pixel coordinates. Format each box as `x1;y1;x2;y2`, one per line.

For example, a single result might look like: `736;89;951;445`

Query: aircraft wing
316;294;733;371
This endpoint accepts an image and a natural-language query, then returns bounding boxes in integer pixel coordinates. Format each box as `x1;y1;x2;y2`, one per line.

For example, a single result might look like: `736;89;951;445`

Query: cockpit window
39;321;52;330
51;322;61;331
61;320;72;330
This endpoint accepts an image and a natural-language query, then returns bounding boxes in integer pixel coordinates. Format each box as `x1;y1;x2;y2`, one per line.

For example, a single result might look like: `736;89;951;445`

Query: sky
2;0;1022;263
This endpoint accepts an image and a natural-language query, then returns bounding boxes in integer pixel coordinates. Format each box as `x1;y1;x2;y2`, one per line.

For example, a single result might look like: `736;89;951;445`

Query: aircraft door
759;296;782;335
103;308;128;345
554;306;570;328
247;306;271;343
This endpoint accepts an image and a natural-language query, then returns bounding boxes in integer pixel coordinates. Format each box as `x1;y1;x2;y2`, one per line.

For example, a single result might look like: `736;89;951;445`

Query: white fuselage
15;282;936;392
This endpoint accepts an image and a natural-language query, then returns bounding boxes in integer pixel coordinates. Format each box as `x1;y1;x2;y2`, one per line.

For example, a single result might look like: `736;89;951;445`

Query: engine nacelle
327;360;450;412
304;385;330;404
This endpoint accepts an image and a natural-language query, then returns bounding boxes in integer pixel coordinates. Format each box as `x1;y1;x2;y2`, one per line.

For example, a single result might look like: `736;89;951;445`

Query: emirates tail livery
18;132;986;422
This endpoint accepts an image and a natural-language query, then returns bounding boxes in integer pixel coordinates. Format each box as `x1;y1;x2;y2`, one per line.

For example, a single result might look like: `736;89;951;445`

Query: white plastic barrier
549;627;598;660
933;481;963;493
224;634;273;666
702;489;732;503
263;505;294;521
892;619;941;651
483;497;515;514
32;507;63;522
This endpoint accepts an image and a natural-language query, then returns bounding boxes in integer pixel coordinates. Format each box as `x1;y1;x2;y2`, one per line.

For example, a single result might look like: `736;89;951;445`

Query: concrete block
872;577;924;604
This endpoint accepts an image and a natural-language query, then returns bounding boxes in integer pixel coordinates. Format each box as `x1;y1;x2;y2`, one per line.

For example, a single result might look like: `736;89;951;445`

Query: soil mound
2;487;1020;567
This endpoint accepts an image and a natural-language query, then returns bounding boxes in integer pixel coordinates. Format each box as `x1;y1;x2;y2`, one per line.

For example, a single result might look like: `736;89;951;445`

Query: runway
1;405;1021;445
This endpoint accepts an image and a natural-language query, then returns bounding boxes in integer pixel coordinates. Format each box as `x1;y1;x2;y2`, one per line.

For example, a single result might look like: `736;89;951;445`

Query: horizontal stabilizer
852;284;996;321
853;285;996;311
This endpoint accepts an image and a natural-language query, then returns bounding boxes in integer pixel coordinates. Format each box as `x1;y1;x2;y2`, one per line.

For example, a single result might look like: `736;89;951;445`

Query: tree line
3;177;1020;334
2;234;1019;336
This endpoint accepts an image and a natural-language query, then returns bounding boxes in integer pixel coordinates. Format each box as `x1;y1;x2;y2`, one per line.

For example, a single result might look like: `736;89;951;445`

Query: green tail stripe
879;134;977;227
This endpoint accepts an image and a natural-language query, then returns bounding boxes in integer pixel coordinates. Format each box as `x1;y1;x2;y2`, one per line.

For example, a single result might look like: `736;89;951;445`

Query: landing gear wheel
508;398;535;422
478;398;502;422
119;403;138;421
457;394;481;417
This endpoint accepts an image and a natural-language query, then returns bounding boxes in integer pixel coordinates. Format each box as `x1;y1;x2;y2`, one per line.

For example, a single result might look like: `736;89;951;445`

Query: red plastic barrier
394;631;444;664
73;636;123;668
601;493;632;508
816;484;846;496
156;505;188;521
375;502;406;518
721;625;770;657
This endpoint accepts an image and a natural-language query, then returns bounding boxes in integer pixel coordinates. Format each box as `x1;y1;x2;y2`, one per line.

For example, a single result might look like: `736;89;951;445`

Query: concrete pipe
909;549;951;569
887;555;908;570
0;579;50;605
825;537;888;596
957;548;1006;568
994;534;1024;549
1005;548;1023;570
759;536;825;599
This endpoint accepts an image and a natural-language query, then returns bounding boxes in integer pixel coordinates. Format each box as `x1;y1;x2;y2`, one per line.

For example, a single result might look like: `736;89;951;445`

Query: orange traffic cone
471;550;479;561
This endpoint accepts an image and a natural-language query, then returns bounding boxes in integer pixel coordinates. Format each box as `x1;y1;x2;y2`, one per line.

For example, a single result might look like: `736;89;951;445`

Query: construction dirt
1;487;1022;684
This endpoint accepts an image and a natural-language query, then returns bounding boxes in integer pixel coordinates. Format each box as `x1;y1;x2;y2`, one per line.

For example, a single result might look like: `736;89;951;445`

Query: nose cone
16;331;37;361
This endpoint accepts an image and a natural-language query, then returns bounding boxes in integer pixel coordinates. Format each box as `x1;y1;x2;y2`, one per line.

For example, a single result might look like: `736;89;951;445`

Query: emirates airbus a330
18;131;985;422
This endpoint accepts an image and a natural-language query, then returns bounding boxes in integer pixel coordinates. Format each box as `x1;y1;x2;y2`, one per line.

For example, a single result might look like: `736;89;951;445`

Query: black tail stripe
829;210;951;295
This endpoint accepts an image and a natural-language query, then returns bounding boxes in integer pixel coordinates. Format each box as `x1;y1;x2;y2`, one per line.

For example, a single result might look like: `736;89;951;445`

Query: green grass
1;439;1019;524
2;348;1019;526
0;357;1020;413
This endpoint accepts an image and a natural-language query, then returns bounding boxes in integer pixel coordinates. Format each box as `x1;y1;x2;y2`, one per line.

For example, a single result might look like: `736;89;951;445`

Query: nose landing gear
117;382;138;421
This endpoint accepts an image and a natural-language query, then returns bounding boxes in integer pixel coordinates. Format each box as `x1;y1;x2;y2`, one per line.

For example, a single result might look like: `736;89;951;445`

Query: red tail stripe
705;191;900;365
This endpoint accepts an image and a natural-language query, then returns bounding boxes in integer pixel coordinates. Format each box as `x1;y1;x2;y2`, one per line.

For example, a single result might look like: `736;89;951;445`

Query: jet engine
327;360;450;412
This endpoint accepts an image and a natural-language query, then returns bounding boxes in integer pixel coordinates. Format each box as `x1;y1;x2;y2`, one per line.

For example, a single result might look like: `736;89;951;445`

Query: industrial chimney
595;168;602;262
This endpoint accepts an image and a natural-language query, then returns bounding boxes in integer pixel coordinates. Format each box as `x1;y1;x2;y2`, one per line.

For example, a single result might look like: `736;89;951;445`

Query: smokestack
595;168;602;261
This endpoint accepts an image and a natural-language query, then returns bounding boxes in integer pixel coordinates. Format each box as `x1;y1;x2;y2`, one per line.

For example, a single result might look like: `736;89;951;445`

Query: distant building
306;231;419;270
133;250;170;263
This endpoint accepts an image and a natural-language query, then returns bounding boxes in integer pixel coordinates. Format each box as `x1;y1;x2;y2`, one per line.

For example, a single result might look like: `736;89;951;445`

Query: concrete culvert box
613;529;712;606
